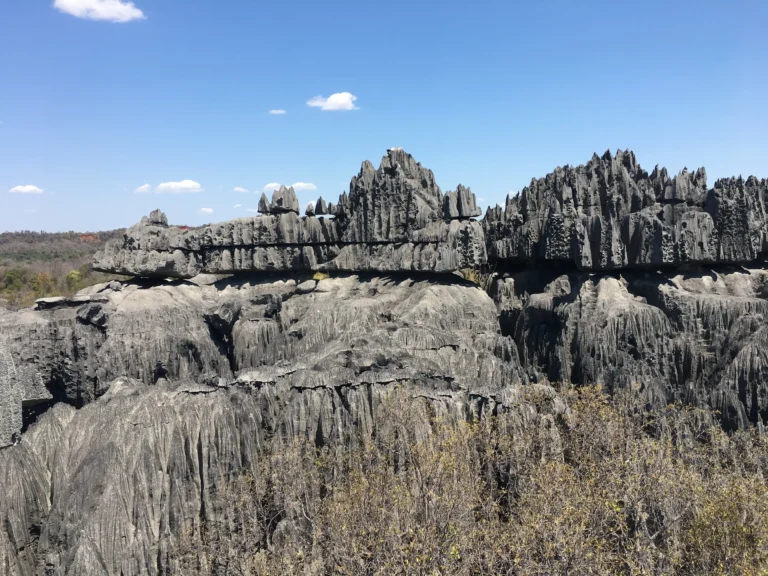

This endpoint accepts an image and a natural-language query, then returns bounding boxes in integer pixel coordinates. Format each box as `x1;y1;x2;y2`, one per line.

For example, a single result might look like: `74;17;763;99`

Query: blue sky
1;0;766;232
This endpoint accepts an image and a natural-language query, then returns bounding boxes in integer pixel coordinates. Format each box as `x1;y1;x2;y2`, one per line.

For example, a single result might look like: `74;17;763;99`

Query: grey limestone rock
93;149;487;278
270;185;300;214
257;192;271;214
0;273;532;573
484;149;768;271
0;273;521;449
443;184;482;220
491;265;768;430
0;334;50;448
3;147;768;573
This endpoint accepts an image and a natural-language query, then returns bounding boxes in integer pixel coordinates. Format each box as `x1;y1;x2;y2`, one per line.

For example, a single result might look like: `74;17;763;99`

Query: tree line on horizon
0;229;125;307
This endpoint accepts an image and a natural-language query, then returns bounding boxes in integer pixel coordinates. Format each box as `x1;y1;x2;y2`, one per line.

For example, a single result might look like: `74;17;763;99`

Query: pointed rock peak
258;192;271;214
380;147;426;180
271;186;300;214
147;209;168;227
315;196;328;215
443;184;482;220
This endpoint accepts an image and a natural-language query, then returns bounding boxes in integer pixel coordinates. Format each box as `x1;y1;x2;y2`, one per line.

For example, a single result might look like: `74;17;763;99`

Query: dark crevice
196;433;206;522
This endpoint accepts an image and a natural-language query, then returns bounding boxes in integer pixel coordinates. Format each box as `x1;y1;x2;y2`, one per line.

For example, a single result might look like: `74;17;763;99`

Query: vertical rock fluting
0;274;534;575
1;148;768;573
484;149;768;270
93;149;487;279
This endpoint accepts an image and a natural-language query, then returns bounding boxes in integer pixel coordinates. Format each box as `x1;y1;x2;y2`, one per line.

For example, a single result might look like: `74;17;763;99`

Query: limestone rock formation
484;149;768;270
0;273;520;448
0;273;527;573
93;149;486;278
2;147;768;573
490;265;768;430
0;318;51;447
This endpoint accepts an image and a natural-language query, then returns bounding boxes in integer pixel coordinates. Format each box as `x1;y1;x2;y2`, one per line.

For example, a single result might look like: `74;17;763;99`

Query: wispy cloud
233;186;249;193
156;180;202;193
53;0;145;22
199;207;213;214
477;197;486;204
9;185;44;194
262;182;281;192
233;204;242;208
133;183;152;194
269;109;286;115
291;182;317;191
246;208;260;213
306;92;358;111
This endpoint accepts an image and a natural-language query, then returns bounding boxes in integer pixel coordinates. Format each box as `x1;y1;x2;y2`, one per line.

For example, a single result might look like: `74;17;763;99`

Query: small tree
66;269;82;292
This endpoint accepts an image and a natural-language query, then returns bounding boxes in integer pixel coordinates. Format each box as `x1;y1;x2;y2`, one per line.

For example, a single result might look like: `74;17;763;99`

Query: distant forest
0;229;126;308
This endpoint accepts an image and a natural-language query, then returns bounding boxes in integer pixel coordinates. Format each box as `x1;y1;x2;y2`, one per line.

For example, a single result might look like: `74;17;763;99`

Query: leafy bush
172;386;768;575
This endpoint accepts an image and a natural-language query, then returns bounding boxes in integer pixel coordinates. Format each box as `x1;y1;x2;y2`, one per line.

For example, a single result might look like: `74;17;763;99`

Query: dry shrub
173;386;768;575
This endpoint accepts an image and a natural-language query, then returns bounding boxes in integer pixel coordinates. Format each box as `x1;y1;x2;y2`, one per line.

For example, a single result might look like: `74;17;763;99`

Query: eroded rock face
0;274;520;446
0;274;528;574
93;149;487;279
2;147;768;573
484;149;768;270
0;314;51;447
0;376;563;576
491;265;768;430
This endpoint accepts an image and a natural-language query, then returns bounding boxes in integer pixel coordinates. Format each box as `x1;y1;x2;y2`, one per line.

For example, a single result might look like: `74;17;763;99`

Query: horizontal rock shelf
94;149;487;278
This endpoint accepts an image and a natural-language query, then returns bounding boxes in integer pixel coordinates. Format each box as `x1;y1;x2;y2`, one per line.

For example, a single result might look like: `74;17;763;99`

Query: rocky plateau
1;147;767;575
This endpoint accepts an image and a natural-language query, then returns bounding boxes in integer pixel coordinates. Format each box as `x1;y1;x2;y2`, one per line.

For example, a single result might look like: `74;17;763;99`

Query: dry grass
173;386;768;575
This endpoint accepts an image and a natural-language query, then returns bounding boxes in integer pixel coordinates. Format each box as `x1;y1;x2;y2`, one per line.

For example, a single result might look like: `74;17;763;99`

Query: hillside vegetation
0;229;125;307
173;387;768;575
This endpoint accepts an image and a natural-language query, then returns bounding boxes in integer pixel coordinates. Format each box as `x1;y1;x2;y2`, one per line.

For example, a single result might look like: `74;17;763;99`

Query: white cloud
133;183;152;194
9;185;44;194
246;208;260;213
306;92;358;111
53;0;145;22
199;207;213;214
156;180;202;193
233;204;242;208
477;197;486;203
262;182;281;192
233;186;249;193
269;109;286;115
291;182;317;191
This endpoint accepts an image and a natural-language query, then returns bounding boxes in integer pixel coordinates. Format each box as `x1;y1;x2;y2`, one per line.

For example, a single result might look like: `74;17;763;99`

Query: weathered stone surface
0;322;50;448
0;373;561;575
443;184;482;220
93;149;487;278
270;185;300;214
0;274;520;447
484;149;768;270
490;265;768;431
0;273;529;573
3;147;768;573
0;339;20;447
